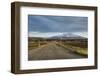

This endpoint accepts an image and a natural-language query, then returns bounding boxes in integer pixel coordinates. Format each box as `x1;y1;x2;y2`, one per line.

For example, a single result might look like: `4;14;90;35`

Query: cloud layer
29;32;88;38
28;15;88;33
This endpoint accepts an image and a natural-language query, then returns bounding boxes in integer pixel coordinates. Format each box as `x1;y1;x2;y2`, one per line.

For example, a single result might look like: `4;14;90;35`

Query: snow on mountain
50;33;86;39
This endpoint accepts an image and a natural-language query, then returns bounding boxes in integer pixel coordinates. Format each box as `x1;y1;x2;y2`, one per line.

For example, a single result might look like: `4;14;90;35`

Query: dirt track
28;42;87;60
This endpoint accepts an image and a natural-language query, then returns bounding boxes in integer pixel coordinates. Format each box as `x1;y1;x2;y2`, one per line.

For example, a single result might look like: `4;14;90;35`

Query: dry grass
56;42;88;56
28;41;47;50
28;39;88;56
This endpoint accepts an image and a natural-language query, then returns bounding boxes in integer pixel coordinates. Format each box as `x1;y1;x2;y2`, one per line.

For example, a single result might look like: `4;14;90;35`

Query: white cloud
73;32;88;38
28;32;88;38
28;32;63;38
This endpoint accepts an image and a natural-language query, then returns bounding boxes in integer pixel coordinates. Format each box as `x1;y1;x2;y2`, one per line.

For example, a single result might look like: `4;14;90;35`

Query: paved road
28;42;87;60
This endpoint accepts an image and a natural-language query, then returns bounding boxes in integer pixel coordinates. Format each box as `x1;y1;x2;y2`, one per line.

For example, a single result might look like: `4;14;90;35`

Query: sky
28;15;88;38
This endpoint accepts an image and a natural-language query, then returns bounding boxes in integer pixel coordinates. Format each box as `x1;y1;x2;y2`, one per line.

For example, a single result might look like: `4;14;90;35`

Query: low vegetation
28;41;47;50
28;38;88;57
57;43;87;56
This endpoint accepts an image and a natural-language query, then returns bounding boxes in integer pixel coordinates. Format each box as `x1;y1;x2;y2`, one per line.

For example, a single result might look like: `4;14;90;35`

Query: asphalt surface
28;42;87;60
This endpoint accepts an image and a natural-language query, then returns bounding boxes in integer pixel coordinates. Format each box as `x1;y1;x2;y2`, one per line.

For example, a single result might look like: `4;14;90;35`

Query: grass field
61;41;87;56
57;42;87;56
28;41;47;50
28;38;88;57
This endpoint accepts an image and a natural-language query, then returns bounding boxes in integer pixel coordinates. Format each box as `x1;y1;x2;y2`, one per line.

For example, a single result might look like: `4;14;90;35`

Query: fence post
38;40;40;47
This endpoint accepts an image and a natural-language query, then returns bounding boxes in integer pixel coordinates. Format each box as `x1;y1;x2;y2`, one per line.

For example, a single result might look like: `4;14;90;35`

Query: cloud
28;32;63;38
29;31;88;38
28;15;88;33
73;32;88;38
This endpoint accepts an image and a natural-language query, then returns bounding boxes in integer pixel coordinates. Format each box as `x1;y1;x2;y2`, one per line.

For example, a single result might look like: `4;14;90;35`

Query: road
28;42;87;60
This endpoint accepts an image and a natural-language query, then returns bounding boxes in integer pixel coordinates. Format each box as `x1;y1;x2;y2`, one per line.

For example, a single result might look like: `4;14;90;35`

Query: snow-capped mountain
50;33;86;39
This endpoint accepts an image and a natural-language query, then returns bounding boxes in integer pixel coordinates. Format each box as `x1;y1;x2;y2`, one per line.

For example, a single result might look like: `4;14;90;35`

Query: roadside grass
28;42;38;50
56;42;88;56
70;46;87;56
28;41;47;50
28;40;88;56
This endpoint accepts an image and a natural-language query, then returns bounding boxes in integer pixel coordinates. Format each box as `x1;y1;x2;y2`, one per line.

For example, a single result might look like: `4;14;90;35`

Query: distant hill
49;33;87;39
28;33;87;41
28;37;45;41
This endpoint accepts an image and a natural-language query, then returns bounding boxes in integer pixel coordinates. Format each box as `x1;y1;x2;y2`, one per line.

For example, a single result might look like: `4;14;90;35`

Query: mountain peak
50;33;86;39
